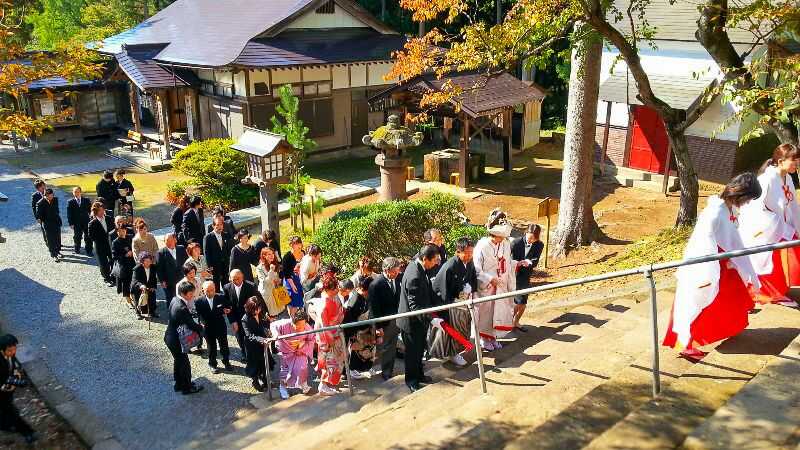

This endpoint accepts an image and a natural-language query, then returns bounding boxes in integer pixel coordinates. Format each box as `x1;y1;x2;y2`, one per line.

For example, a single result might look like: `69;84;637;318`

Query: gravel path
0;162;259;450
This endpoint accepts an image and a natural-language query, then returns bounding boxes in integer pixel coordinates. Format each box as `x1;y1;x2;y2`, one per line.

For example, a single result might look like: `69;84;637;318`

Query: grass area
0;145;108;170
588;226;693;275
49;168;190;230
305;146;432;189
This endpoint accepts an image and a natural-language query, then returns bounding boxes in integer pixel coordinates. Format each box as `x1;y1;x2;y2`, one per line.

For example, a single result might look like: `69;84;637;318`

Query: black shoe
420;375;433;384
407;383;421;392
181;384;204;395
53;256;60;263
252;379;264;392
173;384;182;392
241;356;248;363
209;364;222;374
223;362;234;372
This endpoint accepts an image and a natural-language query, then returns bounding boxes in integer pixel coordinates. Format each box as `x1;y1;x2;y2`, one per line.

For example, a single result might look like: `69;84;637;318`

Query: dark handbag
177;324;201;353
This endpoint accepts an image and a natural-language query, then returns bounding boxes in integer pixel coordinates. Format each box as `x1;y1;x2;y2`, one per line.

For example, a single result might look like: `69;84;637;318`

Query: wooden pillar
502;110;512;172
156;90;172;159
184;90;197;141
459;114;469;189
129;85;142;133
600;101;612;175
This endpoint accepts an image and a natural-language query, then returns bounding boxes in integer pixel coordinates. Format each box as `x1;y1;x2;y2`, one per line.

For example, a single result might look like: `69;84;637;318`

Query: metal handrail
261;239;800;400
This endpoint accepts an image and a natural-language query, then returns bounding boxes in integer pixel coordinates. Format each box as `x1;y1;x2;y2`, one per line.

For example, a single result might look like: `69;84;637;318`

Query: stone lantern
362;114;424;201
231;127;293;242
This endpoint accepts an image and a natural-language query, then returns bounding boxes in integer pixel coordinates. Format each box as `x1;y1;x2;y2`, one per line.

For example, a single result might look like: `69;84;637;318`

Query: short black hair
526;224;542;237
455;237;473;253
339;279;354;290
358;276;374;291
0;334;18;351
33;179;45;188
189;195;203;208
292;309;309;323
177;280;195;296
103;170;114;179
44;188;54;195
182;263;196;276
419;244;440;261
722;172;762;207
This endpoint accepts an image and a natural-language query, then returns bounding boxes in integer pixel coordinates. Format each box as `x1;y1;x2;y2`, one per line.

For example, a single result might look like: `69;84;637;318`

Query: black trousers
162;284;176;304
167;343;192;391
402;327;427;387
72;224;92;253
234;323;247;360
39;222;48;247
96;250;113;281
0;393;34;436
206;331;230;367
212;268;229;291
44;225;61;257
378;322;399;378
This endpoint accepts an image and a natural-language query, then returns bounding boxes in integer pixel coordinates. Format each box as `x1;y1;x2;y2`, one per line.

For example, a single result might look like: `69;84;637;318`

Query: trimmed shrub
164;180;189;205
313;192;467;274
172;138;257;209
444;224;487;256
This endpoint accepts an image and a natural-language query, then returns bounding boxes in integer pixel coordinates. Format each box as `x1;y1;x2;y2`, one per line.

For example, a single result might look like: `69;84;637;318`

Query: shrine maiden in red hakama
664;194;760;355
738;150;800;303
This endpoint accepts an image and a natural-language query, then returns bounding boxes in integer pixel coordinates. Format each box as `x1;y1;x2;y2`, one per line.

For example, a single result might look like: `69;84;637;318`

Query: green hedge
313;192;478;274
172;139;257;209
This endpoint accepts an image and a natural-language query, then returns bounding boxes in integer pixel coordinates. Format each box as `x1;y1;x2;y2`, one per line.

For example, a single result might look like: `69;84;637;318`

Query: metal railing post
467;301;488;394
264;340;274;401
644;268;661;397
341;329;354;396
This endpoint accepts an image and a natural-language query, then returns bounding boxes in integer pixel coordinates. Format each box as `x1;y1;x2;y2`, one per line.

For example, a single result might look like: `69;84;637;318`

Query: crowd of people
28;172;548;396
665;143;800;360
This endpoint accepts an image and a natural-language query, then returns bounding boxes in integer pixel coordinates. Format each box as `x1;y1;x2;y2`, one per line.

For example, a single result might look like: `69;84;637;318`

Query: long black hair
721;172;762;207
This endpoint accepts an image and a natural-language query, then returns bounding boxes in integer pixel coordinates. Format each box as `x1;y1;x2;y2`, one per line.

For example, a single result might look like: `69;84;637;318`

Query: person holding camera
0;334;36;444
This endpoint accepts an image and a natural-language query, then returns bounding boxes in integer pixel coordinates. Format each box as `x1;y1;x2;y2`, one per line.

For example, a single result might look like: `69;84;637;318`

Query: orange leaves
385;29;444;82
399;0;466;23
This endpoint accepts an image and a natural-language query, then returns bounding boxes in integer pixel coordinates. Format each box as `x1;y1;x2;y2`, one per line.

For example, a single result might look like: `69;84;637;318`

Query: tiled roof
115;46;199;90
599;69;714;110
233;29;406;67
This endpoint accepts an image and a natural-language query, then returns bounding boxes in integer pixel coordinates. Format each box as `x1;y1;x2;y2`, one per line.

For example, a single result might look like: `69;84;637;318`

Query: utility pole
381;0;386;21
143;0;149;20
496;0;502;24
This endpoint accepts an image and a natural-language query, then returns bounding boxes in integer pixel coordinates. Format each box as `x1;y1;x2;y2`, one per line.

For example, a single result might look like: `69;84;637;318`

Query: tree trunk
665;125;699;226
550;30;602;258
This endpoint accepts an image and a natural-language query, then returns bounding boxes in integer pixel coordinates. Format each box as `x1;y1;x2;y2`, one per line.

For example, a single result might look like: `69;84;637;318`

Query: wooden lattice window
315;0;335;14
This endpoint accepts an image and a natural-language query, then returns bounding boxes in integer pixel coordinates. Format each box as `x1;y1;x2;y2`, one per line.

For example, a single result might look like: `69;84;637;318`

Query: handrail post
264;340;274;401
341;329;354;396
644;268;661;397
467;300;488;394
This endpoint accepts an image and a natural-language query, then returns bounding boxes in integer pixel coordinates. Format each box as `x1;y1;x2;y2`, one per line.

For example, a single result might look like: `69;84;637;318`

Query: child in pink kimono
315;272;346;396
271;309;315;399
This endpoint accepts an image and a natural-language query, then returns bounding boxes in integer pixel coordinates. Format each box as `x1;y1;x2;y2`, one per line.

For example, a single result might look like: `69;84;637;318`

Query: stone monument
362;114;424;201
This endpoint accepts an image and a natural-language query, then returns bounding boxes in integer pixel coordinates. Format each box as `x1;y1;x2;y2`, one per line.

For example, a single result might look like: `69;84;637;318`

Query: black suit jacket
156;245;188;287
203;231;232;272
88;215;114;255
182;209;205;245
132;264;158;293
112;235;136;272
36;197;62;228
511;237;544;289
95;179;118;211
195;293;231;337
67;196;91;227
206;216;237;236
433;256;478;307
368;273;401;330
164;297;204;351
31;191;44;218
223;280;261;324
397;261;435;333
170;207;184;238
253;238;281;261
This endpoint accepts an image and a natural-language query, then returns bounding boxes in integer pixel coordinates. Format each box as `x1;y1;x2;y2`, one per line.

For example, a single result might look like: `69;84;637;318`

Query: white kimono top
671;196;760;347
738;165;800;274
473;236;518;296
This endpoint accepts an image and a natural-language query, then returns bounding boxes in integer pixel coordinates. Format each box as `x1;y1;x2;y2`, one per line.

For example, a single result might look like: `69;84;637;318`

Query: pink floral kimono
315;292;346;386
271;318;315;389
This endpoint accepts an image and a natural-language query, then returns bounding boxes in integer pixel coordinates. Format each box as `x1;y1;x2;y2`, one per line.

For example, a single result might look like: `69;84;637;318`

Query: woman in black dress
229;229;257;282
343;277;377;377
112;226;136;307
241;297;274;392
171;195;190;245
114;169;135;215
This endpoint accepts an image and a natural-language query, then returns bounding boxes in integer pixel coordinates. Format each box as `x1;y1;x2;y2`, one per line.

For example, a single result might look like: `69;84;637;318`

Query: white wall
249;69;269;95
350;64;367;87
368;62;394;86
332;65;349;89
287;6;370;29
233;71;247;96
271;68;302;85
214;70;233;85
302;66;331;82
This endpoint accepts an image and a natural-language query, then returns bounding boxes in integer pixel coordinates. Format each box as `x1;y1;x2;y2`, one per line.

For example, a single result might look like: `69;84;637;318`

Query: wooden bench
117;130;145;151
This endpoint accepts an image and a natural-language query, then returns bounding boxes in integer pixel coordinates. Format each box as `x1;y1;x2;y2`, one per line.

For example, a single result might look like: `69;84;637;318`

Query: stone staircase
596;164;679;193
188;285;800;450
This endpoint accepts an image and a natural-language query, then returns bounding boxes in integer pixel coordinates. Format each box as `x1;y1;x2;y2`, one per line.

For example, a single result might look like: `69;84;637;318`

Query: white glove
431;318;444;330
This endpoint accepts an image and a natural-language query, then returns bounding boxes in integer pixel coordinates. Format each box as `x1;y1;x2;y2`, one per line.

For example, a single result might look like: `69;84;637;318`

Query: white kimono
738;165;800;275
670;196;760;348
473;236;518;338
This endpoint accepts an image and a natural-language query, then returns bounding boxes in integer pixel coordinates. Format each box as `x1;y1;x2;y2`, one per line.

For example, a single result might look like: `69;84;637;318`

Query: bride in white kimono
663;173;762;360
473;209;518;351
737;143;800;306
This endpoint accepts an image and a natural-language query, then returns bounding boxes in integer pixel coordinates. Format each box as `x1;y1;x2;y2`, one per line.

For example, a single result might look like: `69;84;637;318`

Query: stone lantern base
375;153;411;202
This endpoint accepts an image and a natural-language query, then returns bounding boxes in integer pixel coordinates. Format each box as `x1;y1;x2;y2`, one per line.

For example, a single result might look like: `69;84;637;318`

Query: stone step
202;304;589;450
583;304;800;450
308;295;661;449
680;332;800;450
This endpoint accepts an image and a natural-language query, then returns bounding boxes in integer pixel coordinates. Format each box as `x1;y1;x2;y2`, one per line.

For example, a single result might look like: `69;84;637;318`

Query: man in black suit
195;281;234;373
413;228;448;277
66;186;93;255
203;216;232;289
369;257;403;380
432;237;478;367
164;281;205;395
156;233;188;301
31;179;47;247
95;171;118;216
205;206;237;236
181;195;205;247
0;335;36;444
132;253;159;318
36;188;63;261
88;203;115;286
398;245;442;392
223;269;261;362
510;224;543;332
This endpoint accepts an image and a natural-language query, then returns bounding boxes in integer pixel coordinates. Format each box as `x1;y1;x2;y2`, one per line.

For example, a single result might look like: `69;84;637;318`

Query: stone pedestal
258;183;280;241
375;154;411;201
